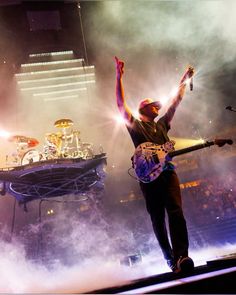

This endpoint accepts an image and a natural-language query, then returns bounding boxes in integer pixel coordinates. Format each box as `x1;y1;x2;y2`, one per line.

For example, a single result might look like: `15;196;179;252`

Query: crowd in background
182;170;236;226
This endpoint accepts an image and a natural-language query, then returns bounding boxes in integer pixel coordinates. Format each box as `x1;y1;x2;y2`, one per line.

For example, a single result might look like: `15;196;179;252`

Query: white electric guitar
132;139;233;183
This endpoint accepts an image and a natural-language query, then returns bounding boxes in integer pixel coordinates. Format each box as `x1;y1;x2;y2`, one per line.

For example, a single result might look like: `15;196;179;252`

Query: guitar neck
168;141;215;158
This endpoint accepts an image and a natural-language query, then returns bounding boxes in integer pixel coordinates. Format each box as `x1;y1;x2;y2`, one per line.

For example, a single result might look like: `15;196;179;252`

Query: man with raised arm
115;56;195;273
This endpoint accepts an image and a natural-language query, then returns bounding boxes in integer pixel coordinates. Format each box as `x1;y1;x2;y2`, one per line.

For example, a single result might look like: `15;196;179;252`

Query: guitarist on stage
115;56;195;273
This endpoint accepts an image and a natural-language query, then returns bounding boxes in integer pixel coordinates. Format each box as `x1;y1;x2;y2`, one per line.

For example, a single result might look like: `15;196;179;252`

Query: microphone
188;66;194;91
226;106;236;112
190;77;193;91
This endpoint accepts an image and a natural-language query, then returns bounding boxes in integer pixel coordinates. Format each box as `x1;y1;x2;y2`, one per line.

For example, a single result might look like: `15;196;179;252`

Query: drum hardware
21;149;41;165
99;145;104;154
44;132;62;159
7;134;40;166
73;130;80;136
71;150;84;158
60;134;74;157
52;119;90;159
43;143;58;160
5;123;96;166
72;129;82;157
6;119;96;166
81;143;94;159
54;119;74;158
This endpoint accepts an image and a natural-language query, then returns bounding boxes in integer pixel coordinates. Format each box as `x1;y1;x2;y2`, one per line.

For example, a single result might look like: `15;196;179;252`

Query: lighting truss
16;73;95;85
21;59;84;68
15;66;95;78
15;50;96;101
29;51;74;57
33;87;87;97
43;95;79;101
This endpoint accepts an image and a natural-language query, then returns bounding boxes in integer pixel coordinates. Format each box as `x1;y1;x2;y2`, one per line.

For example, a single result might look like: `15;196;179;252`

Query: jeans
140;170;189;262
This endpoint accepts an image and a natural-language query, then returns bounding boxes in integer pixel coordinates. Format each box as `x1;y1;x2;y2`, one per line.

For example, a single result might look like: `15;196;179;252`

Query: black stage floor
89;255;236;294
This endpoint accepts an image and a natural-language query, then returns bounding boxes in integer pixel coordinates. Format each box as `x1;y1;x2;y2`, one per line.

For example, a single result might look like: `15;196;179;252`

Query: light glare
0;130;10;138
159;96;169;106
114;115;127;124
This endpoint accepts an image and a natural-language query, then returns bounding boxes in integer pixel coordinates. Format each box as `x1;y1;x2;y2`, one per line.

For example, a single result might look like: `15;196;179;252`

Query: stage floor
89;253;236;294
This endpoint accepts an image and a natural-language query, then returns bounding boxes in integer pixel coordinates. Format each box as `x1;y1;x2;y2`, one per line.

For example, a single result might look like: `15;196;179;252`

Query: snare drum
21;149;41;165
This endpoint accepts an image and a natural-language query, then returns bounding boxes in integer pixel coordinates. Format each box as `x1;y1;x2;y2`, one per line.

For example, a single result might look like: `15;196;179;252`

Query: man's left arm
164;66;195;124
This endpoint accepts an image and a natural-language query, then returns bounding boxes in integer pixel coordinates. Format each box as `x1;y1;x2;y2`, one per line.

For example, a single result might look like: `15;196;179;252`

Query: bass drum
21;149;41;165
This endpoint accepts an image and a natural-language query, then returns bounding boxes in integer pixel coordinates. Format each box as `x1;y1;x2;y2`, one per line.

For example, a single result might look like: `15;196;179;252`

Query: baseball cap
138;98;162;113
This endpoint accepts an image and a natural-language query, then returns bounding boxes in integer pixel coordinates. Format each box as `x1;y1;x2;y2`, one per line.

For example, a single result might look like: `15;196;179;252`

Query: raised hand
180;65;195;84
187;66;194;78
115;56;124;79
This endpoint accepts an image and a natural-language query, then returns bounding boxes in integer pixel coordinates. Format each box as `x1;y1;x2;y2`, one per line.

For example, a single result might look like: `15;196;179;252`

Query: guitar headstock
214;139;233;147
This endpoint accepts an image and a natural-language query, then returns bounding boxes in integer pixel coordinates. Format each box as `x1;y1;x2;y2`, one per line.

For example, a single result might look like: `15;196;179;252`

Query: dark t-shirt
126;111;176;172
126;113;171;148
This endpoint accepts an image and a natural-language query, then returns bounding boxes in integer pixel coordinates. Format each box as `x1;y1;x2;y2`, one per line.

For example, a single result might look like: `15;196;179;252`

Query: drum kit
6;119;94;166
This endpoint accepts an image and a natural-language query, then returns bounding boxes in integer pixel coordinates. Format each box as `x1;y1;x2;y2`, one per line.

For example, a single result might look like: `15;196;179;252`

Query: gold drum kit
6;119;94;166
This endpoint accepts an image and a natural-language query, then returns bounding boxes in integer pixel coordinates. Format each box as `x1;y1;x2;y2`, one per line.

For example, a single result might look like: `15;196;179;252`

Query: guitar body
132;138;233;183
132;141;175;183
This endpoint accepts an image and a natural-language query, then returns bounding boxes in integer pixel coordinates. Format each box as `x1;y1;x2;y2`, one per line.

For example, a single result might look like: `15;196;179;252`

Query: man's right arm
115;56;132;122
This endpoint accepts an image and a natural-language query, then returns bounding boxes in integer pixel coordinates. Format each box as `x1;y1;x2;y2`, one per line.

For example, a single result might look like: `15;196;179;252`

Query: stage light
44;95;78;102
170;87;179;97
21;58;84;68
180;180;202;189
171;137;205;149
47;209;54;215
29;50;74;57
15;65;95;77
33;87;87;97
114;114;127;125
17;73;95;85
132;109;140;119
0;130;10;138
20;80;95;92
159;96;169;106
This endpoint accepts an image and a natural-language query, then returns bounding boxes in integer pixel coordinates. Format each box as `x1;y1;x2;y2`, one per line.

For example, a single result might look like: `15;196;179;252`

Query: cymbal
45;133;62;147
8;135;28;143
8;135;39;147
54;119;74;129
45;132;57;139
